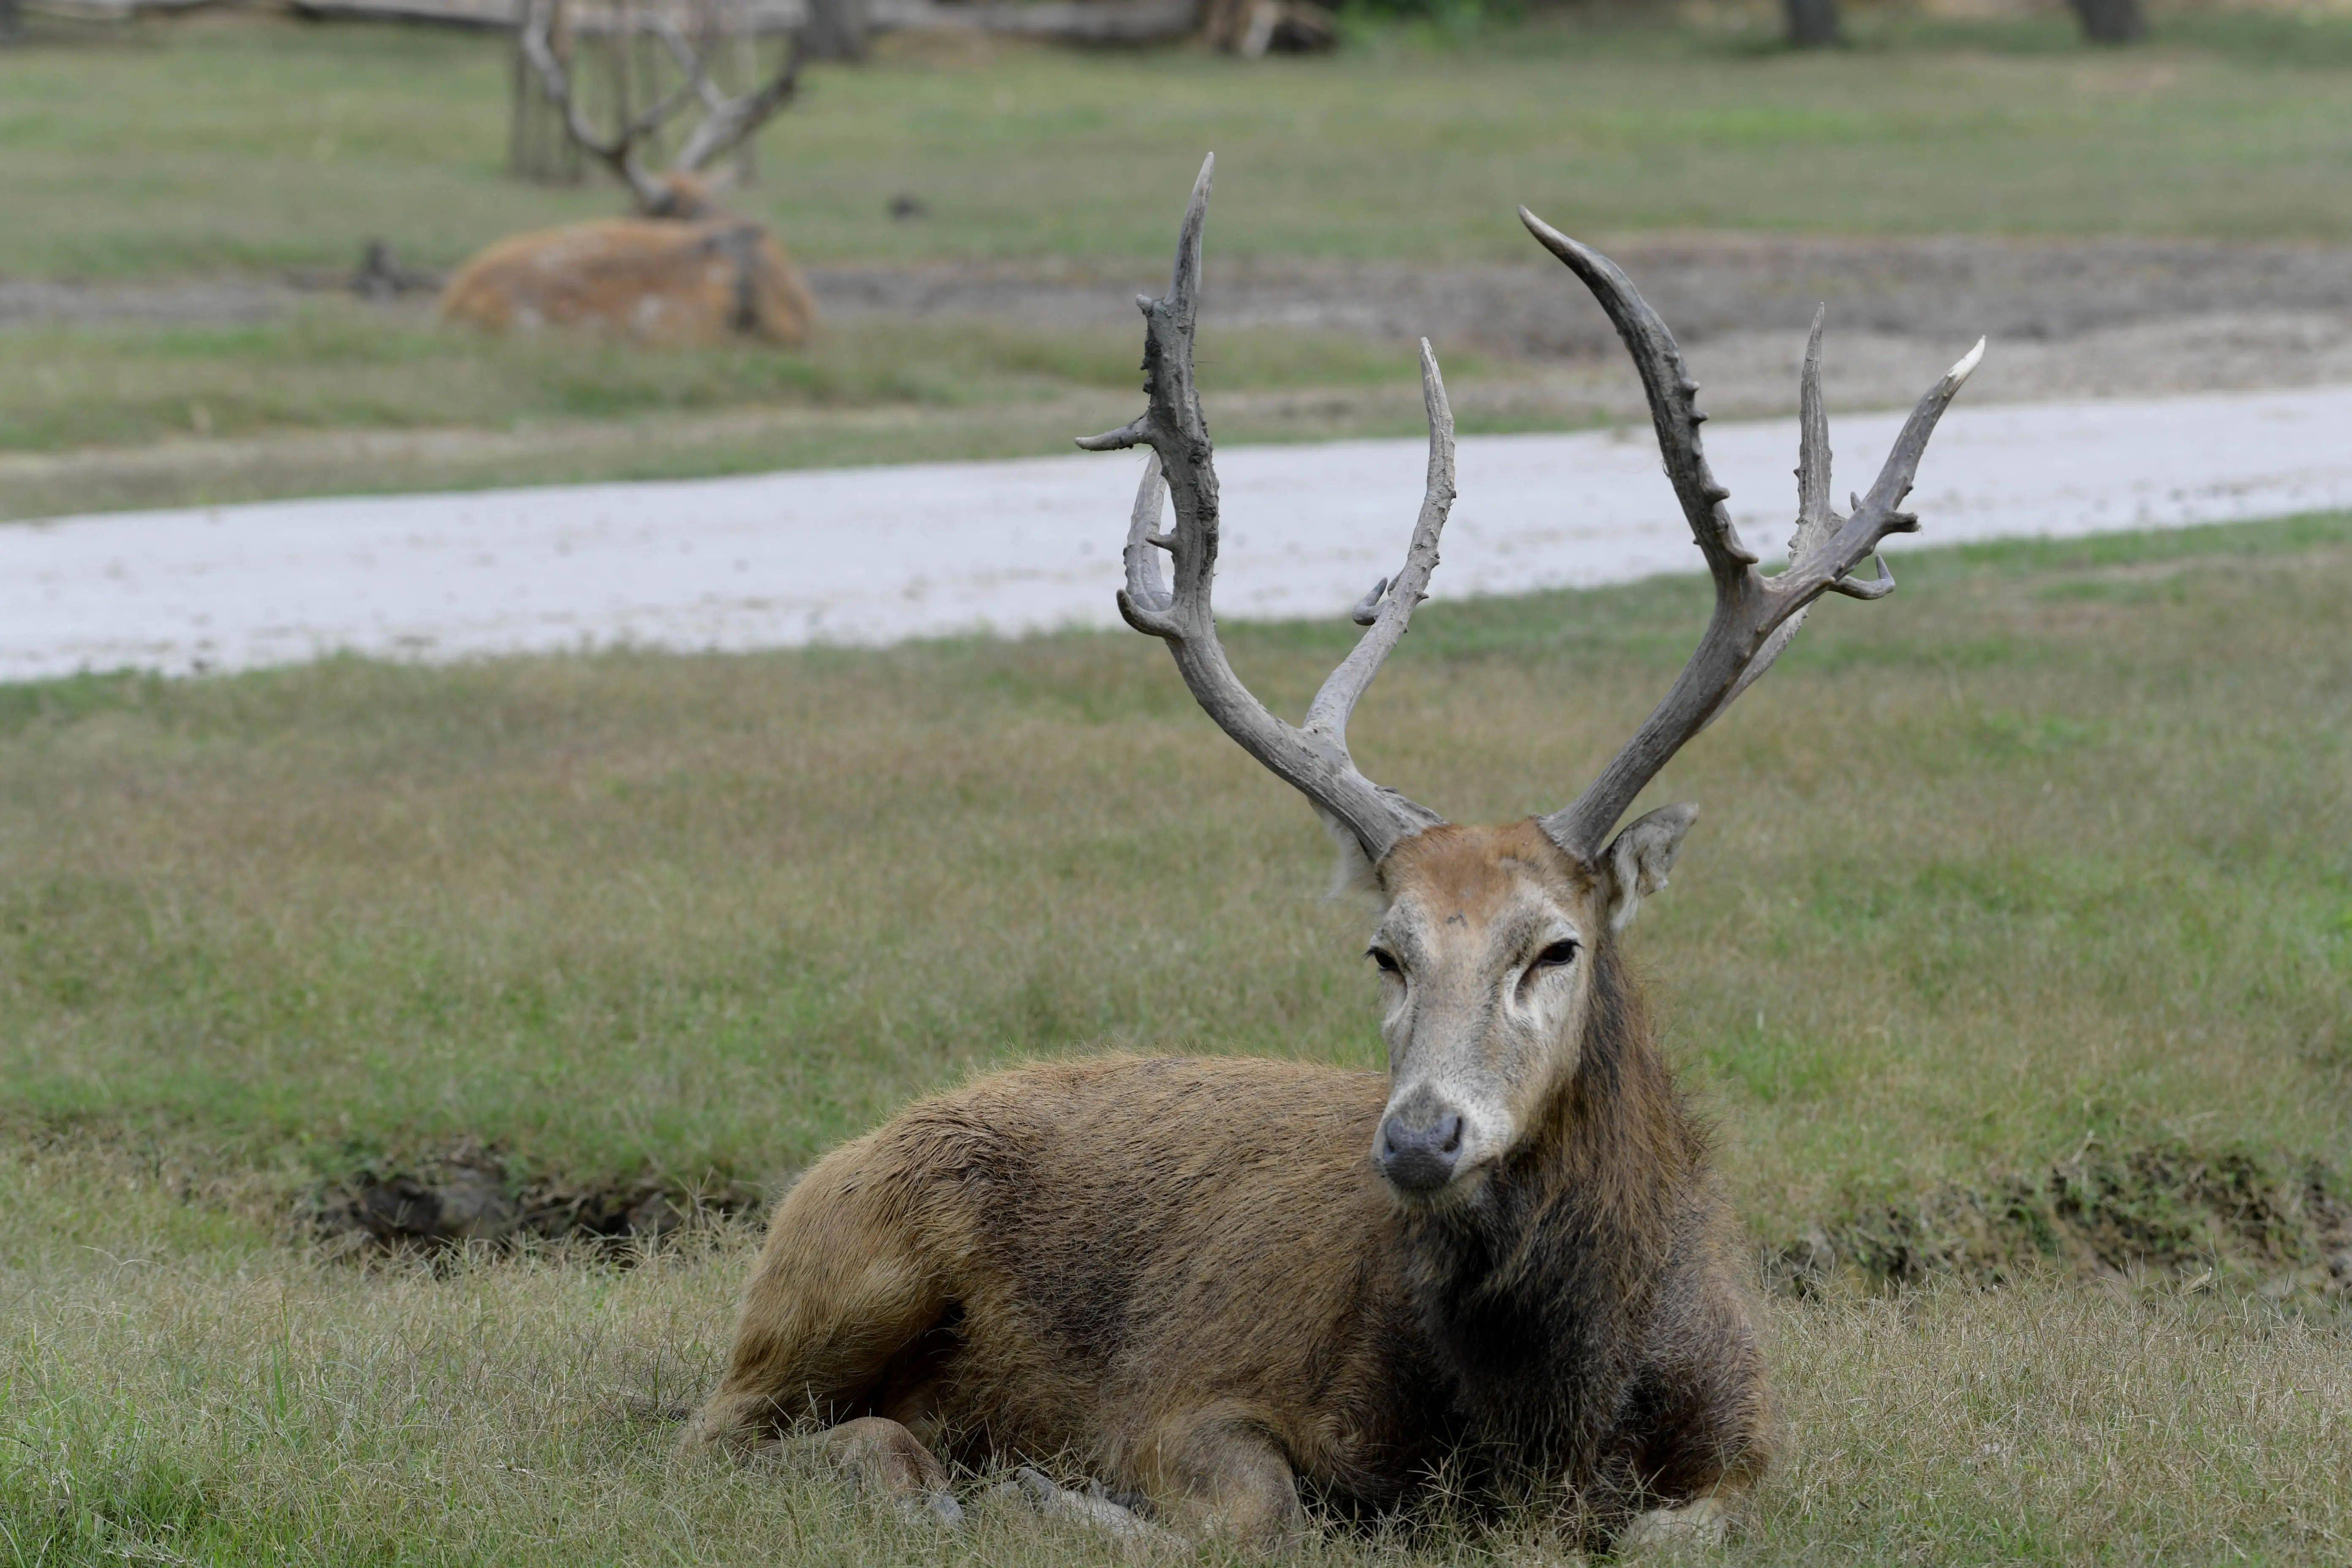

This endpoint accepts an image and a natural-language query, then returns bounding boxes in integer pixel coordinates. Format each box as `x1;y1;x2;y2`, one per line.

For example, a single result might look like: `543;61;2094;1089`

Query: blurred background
3;0;2348;519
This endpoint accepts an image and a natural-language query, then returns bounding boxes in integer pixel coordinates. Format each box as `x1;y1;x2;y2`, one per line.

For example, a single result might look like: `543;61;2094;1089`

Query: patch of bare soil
808;232;2352;366
0;255;435;327
305;1137;2352;1309
310;1145;765;1258
1775;1144;2352;1305
0;277;310;327
14;232;2352;394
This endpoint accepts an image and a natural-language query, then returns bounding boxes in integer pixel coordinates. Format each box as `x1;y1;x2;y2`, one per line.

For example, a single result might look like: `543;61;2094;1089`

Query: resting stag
685;156;1982;1552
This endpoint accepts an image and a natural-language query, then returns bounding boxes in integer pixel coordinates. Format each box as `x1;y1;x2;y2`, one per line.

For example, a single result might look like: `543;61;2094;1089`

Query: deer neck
1395;942;1693;1442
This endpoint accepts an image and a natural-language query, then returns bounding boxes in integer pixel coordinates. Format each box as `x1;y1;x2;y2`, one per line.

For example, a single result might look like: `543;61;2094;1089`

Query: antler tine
518;0;671;212
1526;210;1984;861
521;0;801;200
1698;305;1840;730
1517;208;1758;588
1122;450;1175;616
1305;339;1456;745
1794;305;1835;558
671;29;803;176
1078;157;1449;864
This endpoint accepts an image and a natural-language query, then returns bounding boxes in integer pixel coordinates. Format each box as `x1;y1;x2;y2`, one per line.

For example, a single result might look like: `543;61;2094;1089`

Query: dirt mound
311;1146;765;1257
1778;1144;2352;1303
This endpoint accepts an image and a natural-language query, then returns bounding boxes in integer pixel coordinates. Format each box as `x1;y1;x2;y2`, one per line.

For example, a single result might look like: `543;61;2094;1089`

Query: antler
1520;209;1983;862
670;29;803;177
519;0;803;215
1078;155;1457;865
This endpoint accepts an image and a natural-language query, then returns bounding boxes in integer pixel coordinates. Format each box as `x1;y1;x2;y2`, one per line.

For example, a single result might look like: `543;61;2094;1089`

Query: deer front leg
988;1466;1184;1550
1134;1410;1306;1548
1616;1478;1746;1554
799;1415;964;1527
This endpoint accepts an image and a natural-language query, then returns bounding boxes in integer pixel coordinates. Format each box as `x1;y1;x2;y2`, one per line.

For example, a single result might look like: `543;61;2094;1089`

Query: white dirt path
5;383;2351;683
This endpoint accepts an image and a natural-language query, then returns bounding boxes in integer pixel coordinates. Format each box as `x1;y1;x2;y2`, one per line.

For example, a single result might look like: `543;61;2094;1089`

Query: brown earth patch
309;1144;766;1258
1775;1143;2352;1305
805;234;2352;359
15;233;2352;362
302;1135;2352;1300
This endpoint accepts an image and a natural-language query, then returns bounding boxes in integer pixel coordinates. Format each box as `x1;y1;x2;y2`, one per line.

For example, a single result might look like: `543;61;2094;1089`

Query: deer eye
1367;947;1403;977
1532;939;1581;970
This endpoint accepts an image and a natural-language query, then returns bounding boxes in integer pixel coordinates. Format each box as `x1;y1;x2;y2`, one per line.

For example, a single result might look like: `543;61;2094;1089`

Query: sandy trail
4;383;2349;683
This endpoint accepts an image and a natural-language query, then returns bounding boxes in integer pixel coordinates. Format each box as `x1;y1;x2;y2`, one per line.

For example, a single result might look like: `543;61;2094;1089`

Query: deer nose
1376;1103;1465;1193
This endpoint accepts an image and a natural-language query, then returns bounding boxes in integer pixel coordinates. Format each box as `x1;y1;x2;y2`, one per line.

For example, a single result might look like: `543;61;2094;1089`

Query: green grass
6;8;2352;284
4;510;2348;1232
3;512;2351;1563
0;304;1448;452
4;1199;2348;1566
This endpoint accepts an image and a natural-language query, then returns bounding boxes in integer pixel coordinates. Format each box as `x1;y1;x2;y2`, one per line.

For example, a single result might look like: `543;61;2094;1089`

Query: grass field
9;7;2352;282
6;5;2352;513
0;308;1459;455
3;510;2351;1561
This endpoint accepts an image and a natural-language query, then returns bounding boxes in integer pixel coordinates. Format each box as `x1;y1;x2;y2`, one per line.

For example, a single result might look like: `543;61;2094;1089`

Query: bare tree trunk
2066;0;2145;43
801;0;868;62
1782;0;1840;47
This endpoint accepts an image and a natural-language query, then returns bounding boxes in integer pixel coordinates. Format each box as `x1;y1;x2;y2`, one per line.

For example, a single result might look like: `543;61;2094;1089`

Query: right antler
520;0;804;215
1077;155;1458;866
1520;210;1983;863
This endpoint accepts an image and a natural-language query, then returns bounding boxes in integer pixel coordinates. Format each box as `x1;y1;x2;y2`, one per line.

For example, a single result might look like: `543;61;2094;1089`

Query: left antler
518;0;803;215
1522;209;1982;862
1078;155;1459;866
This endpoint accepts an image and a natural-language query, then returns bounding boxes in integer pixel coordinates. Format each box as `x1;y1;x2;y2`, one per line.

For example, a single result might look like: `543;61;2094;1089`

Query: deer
439;0;818;346
683;156;1982;1553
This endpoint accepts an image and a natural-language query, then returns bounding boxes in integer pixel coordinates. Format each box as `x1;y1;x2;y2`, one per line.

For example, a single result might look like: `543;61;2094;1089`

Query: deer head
1081;157;1982;1203
518;0;803;218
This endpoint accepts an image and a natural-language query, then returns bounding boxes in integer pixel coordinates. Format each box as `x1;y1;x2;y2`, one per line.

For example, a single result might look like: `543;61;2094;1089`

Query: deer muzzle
1375;1088;1468;1195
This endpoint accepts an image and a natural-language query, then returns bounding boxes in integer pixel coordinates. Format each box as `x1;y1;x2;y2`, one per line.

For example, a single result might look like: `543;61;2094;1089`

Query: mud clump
1776;1143;2352;1303
313;1146;764;1257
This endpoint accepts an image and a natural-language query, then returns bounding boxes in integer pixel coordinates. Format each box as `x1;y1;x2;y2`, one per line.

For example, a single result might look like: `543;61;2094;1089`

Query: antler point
1076;421;1143;452
1946;336;1987;389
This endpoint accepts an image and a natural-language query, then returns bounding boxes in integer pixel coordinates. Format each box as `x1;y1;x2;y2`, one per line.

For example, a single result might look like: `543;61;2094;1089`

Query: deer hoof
896;1488;965;1528
989;1466;1182;1549
1618;1495;1727;1552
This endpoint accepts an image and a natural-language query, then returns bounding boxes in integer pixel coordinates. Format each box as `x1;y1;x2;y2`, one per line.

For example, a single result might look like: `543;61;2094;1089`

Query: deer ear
1600;803;1698;932
1319;811;1387;907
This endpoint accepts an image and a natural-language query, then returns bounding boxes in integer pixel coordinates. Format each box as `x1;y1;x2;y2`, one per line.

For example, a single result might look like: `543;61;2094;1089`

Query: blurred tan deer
685;157;1982;1552
440;0;816;346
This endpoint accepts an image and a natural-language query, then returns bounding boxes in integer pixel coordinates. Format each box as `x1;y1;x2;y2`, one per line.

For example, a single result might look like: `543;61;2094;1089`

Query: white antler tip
1946;337;1986;389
